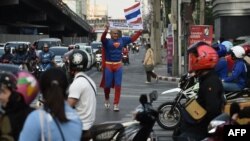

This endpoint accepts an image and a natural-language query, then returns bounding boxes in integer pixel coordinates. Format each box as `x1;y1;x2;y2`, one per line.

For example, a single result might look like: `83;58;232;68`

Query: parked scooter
89;90;159;141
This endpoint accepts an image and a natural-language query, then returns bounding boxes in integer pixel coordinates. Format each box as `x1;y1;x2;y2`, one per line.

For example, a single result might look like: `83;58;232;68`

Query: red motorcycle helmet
188;41;219;72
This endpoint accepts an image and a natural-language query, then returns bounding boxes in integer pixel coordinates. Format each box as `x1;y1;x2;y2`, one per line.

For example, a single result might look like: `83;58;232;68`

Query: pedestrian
173;41;225;141
100;23;142;111
143;43;158;83
222;46;248;92
67;49;96;141
19;68;82;141
0;71;39;141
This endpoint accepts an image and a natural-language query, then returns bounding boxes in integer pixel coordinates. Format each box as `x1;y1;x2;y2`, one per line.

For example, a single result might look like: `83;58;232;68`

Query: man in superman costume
100;24;142;111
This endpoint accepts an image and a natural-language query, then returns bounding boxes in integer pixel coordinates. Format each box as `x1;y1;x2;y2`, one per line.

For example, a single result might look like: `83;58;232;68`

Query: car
90;41;102;53
33;38;61;50
49;46;68;67
4;41;31;54
0;63;21;73
0;43;5;47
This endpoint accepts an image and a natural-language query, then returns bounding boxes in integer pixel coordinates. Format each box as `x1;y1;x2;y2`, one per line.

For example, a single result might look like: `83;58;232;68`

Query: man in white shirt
67;49;97;141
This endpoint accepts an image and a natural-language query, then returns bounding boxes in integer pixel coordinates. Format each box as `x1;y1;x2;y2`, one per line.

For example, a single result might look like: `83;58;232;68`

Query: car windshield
50;48;68;56
5;43;23;48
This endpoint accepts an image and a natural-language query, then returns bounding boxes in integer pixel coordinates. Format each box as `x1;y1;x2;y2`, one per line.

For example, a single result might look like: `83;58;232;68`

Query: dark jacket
0;92;34;141
11;52;28;65
177;70;225;141
0;53;14;63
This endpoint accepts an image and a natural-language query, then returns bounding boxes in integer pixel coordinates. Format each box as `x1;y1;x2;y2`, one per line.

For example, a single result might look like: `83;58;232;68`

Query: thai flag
124;2;142;24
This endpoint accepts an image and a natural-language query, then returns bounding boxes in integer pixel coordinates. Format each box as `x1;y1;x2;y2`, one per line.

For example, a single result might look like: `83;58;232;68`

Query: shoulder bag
185;98;207;120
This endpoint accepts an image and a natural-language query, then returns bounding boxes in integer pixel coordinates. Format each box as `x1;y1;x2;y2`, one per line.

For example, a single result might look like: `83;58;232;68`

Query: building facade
213;0;250;40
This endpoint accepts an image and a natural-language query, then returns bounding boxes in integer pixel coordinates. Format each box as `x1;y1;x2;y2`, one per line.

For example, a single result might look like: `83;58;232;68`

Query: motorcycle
95;53;102;71
89;90;159;141
157;73;250;130
156;74;198;130
122;53;129;65
136;46;139;53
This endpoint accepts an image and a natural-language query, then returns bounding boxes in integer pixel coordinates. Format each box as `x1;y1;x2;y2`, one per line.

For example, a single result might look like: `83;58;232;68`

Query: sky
95;0;138;19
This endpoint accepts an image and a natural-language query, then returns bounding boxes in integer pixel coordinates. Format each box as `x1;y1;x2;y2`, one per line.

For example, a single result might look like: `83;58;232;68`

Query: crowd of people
1;24;250;141
172;39;250;141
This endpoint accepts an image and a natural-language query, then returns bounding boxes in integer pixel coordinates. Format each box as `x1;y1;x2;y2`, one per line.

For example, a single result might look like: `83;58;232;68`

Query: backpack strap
76;75;97;95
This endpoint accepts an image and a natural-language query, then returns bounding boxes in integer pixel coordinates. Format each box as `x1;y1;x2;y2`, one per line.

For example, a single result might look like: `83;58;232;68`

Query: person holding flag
100;23;142;111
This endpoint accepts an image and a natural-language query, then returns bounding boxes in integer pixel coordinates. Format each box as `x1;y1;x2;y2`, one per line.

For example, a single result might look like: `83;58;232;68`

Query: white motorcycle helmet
230;46;245;59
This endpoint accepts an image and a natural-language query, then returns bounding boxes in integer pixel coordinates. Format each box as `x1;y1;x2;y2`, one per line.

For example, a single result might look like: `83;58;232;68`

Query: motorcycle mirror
139;94;148;105
149;90;158;102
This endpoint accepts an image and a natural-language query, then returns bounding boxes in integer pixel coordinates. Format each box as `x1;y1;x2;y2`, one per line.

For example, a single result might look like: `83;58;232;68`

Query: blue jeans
222;82;242;92
40;63;52;71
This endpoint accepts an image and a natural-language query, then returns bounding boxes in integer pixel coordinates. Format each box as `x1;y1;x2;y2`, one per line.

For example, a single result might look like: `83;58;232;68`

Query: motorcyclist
222;46;247;92
173;41;225;141
38;43;55;70
222;41;234;72
26;45;38;72
212;43;228;79
11;44;28;69
122;46;130;64
0;46;14;63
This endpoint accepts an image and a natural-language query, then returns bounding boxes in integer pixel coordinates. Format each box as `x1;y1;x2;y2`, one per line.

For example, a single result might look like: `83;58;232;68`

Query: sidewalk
154;64;180;82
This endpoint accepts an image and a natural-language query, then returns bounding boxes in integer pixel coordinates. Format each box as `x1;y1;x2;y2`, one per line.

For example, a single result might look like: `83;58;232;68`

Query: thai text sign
188;25;213;46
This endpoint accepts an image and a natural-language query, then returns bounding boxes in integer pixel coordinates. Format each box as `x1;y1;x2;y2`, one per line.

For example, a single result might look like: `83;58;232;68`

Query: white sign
109;22;143;30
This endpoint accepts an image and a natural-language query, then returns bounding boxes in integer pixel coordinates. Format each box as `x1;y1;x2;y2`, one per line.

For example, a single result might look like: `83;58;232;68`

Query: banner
109;22;143;30
166;36;174;75
188;25;213;46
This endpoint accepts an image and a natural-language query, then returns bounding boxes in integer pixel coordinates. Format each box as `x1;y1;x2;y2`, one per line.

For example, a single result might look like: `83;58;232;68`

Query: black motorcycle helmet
0;72;17;91
4;46;11;54
68;49;88;72
18;44;25;53
75;45;80;49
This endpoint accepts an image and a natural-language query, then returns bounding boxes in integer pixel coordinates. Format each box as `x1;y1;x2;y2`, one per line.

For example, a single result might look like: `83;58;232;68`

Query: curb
158;76;180;82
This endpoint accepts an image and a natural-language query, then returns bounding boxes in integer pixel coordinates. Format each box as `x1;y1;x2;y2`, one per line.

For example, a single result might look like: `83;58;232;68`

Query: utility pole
171;0;178;76
150;0;161;64
178;0;182;76
200;0;205;24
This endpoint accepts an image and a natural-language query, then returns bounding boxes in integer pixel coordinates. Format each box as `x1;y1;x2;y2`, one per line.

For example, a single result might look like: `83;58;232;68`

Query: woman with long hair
19;68;82;141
